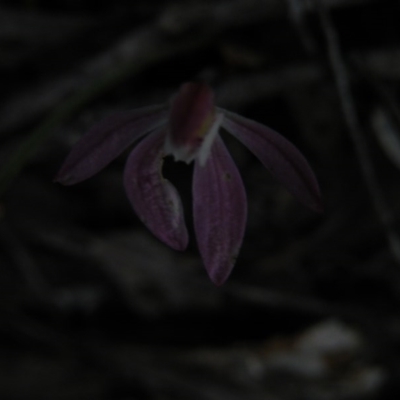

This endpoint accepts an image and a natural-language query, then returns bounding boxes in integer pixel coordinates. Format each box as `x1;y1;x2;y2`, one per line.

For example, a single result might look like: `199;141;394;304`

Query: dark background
1;0;400;399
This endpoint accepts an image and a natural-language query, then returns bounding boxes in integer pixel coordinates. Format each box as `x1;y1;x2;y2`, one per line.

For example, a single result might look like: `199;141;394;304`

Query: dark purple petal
221;109;323;212
124;129;188;251
165;82;217;164
169;82;215;146
55;105;168;185
193;136;247;286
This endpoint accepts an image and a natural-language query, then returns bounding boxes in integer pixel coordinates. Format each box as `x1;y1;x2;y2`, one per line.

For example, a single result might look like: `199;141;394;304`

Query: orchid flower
56;82;322;285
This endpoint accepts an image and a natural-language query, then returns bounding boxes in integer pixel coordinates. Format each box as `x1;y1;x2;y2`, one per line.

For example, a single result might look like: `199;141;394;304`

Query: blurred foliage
1;0;400;399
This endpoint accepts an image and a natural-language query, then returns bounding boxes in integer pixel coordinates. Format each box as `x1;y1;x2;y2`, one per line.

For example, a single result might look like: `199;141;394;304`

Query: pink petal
55;105;167;185
193;136;247;286
124;129;188;251
221;109;323;212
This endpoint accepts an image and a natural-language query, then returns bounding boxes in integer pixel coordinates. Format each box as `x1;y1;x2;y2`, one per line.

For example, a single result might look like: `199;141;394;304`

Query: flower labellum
56;82;322;285
165;82;223;166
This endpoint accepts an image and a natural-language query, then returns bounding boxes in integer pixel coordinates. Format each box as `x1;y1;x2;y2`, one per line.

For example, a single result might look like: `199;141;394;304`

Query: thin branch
313;0;400;263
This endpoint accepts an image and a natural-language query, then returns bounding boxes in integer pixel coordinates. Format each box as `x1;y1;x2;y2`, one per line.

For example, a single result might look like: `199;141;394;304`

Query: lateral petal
221;109;323;212
56;105;168;185
124;129;188;251
193;136;247;286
